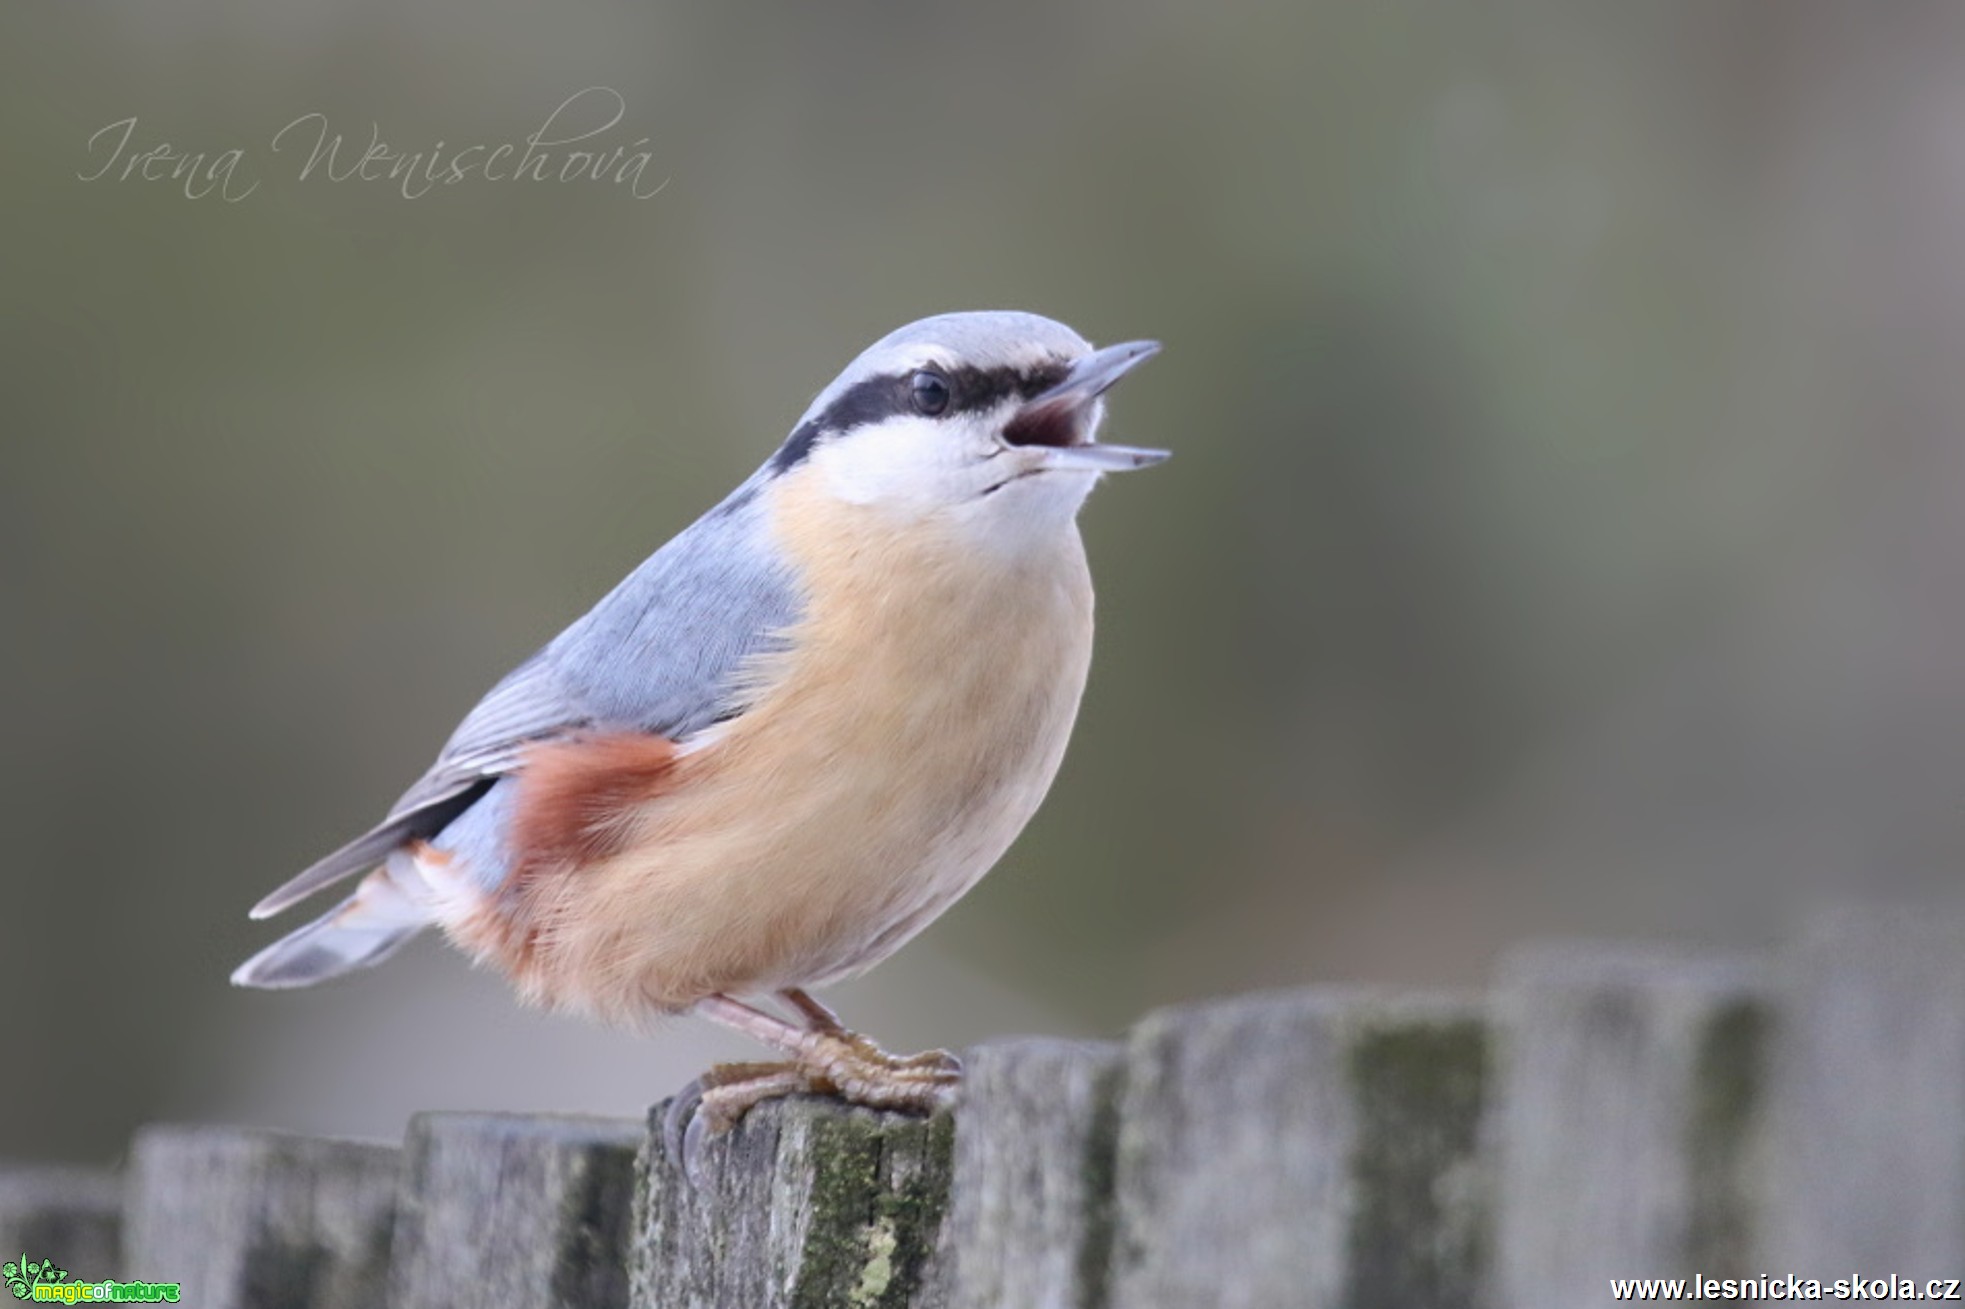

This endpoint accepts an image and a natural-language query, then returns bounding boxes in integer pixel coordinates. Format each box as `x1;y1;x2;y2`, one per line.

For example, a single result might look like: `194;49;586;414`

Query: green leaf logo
4;1253;69;1298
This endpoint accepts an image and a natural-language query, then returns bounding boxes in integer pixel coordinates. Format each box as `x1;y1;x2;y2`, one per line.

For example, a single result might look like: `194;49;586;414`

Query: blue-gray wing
248;479;801;919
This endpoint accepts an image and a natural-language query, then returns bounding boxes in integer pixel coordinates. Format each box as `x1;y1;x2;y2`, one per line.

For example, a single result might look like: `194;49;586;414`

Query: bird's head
762;311;1166;544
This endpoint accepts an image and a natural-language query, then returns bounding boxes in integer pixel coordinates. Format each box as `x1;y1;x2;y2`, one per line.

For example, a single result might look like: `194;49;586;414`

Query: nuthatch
234;311;1166;1161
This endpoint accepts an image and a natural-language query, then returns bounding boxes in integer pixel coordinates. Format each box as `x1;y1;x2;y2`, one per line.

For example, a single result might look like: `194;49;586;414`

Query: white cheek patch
812;415;992;510
802;406;1102;550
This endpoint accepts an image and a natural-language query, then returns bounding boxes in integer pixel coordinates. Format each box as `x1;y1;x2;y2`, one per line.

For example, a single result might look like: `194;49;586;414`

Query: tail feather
232;863;432;989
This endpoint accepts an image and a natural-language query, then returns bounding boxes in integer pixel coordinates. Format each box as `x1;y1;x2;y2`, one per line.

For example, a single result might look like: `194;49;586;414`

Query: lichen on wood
631;1097;954;1309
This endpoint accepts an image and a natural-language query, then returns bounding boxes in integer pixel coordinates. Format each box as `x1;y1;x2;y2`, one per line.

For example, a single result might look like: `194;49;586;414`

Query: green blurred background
6;1;1963;1163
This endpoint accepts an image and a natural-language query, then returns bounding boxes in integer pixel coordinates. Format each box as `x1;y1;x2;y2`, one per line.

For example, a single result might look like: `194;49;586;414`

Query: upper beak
1004;340;1170;472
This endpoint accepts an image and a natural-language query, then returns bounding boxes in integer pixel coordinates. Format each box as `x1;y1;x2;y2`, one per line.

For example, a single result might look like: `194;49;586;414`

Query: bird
232;310;1167;1164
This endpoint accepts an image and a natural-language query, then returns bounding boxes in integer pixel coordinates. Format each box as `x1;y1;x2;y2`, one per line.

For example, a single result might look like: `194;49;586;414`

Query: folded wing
246;474;802;920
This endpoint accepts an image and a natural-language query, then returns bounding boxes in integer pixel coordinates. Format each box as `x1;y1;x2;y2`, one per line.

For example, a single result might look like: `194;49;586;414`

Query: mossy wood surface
1489;945;1771;1309
389;1112;641;1309
0;1167;122;1287
633;1096;954;1309
8;907;1954;1307
123;1125;398;1309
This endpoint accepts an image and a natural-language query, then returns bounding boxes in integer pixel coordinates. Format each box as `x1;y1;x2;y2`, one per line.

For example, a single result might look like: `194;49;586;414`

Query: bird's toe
661;1076;707;1171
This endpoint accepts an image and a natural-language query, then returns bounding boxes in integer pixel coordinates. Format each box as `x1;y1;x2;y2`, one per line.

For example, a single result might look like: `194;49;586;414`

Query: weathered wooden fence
5;904;1962;1307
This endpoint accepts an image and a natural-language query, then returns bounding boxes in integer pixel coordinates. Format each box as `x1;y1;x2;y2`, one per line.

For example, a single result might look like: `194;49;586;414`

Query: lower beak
1005;339;1170;472
1033;441;1171;472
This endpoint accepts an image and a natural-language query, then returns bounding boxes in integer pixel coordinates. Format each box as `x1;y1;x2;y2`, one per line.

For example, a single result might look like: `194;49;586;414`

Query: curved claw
659;1036;965;1186
662;1077;706;1172
903;1048;963;1077
681;1108;716;1190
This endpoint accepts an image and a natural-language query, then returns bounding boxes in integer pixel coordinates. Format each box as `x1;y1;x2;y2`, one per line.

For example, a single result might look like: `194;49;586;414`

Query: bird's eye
910;369;951;417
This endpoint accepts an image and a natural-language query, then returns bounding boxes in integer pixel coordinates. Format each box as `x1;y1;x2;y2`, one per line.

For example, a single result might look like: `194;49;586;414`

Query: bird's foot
662;1032;962;1184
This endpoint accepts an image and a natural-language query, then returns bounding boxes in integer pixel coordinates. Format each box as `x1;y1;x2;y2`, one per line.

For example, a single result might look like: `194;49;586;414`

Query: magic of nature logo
5;1254;180;1303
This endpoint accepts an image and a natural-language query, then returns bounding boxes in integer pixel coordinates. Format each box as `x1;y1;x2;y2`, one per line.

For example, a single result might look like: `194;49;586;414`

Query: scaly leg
662;992;962;1182
776;987;963;1072
779;986;846;1032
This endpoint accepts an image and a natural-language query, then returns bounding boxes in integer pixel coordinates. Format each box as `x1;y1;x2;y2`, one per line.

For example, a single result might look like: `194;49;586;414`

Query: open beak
1003;340;1170;472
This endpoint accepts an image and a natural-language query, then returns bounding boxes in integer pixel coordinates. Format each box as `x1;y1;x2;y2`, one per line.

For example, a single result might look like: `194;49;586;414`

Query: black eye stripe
931;362;1070;415
768;360;1072;474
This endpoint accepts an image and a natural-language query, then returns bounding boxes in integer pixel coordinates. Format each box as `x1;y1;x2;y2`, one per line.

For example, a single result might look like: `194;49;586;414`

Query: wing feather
248;474;801;919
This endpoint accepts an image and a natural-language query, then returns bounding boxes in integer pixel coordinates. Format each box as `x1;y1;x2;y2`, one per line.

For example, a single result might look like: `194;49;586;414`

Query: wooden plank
0;1166;121;1287
1105;989;1489;1309
1762;903;1965;1280
122;1125;398;1309
937;1038;1125;1309
389;1112;641;1309
632;1097;954;1309
1489;944;1771;1308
